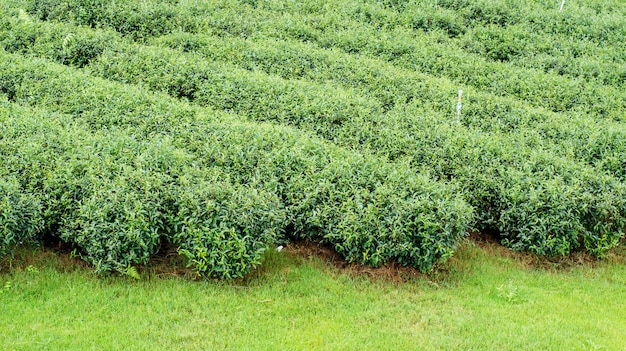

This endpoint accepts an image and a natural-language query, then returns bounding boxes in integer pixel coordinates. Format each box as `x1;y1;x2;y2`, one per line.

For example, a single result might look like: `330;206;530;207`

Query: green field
1;0;626;348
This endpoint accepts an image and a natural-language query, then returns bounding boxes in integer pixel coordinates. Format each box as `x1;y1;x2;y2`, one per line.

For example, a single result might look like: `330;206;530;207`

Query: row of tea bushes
6;16;624;190
149;31;626;182
0;49;473;273
248;0;626;86
459;24;625;86
425;0;626;45
4;16;626;184
86;49;626;255
256;10;624;119
3;2;624;258
0;98;285;278
2;25;625;258
18;0;626;48
379;107;626;256
0;177;43;257
13;0;624;119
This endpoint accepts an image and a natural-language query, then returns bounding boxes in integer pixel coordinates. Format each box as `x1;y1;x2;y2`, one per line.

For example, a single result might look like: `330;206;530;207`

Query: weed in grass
25;265;39;274
0;279;11;293
495;280;524;304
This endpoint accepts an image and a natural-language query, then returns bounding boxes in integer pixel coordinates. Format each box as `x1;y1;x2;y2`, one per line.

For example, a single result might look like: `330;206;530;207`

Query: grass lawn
1;240;625;351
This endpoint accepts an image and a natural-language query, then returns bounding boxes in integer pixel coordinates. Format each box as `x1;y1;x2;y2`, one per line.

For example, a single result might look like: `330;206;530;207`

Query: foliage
3;15;624;256
10;0;623;118
169;180;284;279
0;49;471;275
0;0;624;276
0;178;43;256
0;98;286;277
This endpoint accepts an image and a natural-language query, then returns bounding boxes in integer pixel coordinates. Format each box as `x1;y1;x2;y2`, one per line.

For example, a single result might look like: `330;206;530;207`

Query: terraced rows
1;0;624;277
15;0;625;117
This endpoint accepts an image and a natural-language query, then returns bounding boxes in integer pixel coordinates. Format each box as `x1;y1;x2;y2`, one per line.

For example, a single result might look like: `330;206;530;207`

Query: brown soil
4;234;625;282
281;239;428;283
467;231;626;270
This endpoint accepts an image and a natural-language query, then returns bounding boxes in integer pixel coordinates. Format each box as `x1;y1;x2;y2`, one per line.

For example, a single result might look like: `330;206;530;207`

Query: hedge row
422;0;626;45
0;50;473;273
0;17;619;180
4;16;624;187
152;31;626;181
18;0;626;48
385;109;626;256
459;24;625;86
0;98;285;277
18;0;200;42
2;2;624;259
234;6;625;118
149;35;626;182
2;24;625;257
258;0;626;83
13;0;625;118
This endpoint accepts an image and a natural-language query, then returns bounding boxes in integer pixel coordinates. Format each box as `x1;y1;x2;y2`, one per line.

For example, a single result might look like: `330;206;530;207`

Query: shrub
0;178;43;256
0;49;473;273
168;180;284;279
2;17;624;258
0;97;285;277
2;0;623;263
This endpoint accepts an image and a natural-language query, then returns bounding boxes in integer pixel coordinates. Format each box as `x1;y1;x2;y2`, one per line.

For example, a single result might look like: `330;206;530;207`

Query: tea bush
0;178;43;256
11;0;623;119
2;14;624;257
3;15;624;184
1;0;624;273
0;98;287;277
168;180;284;279
0;49;472;273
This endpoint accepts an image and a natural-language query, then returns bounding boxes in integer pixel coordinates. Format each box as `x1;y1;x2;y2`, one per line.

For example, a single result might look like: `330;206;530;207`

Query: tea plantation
1;0;625;278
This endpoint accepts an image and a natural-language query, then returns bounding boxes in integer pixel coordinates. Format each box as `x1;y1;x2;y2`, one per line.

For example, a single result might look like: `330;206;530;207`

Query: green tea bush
0;18;593;159
53;28;626;189
0;98;167;272
433;0;626;45
315;27;624;119
0;98;286;277
179;121;472;269
6;44;625;258
57;174;166;274
15;0;625;71
21;0;199;42
46;136;171;274
2;0;624;262
0;98;52;256
3;16;624;257
0;49;473;272
90;44;380;141
168;180;284;279
0;178;43;256
386;111;626;256
496;159;626;256
150;33;626;181
17;0;623;119
6;7;621;139
460;25;626;86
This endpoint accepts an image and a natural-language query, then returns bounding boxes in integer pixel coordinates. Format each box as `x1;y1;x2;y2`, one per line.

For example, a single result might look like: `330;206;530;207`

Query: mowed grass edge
1;241;625;351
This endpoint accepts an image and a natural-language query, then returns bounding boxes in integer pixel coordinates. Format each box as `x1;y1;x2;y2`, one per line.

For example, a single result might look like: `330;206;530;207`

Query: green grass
2;243;626;350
